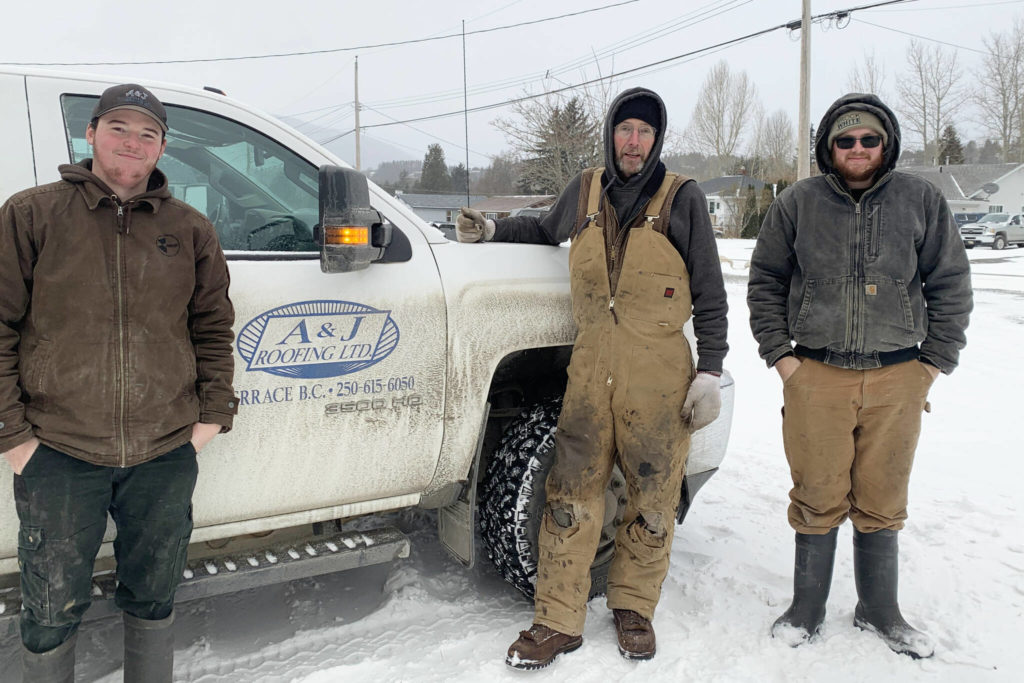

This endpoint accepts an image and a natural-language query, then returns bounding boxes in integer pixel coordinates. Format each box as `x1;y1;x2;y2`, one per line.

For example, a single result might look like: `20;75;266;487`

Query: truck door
26;77;447;527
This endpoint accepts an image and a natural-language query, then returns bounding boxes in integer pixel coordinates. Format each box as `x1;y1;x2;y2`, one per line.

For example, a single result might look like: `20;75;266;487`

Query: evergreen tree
740;185;777;239
418;144;451;192
937;125;965;165
475;153;521;194
498;96;600;195
979;139;1003;164
449;163;469;194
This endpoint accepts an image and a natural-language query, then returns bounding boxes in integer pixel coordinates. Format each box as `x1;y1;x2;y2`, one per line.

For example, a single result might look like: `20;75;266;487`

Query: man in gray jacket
748;93;971;658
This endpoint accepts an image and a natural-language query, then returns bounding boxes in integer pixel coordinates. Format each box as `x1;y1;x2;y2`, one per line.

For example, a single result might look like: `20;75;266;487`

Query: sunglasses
834;135;882;149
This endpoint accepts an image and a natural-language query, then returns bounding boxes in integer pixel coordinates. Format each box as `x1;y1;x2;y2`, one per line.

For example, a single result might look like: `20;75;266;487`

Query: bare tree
895;41;969;164
846;49;888;98
753;109;797;181
976;20;1024;162
685;60;759;176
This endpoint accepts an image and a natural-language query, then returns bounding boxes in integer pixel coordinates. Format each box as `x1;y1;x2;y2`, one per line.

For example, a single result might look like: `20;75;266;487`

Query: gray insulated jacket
747;93;972;374
492;88;728;373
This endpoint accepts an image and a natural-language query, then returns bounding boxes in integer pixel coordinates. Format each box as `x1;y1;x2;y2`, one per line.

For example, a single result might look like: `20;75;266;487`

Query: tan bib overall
534;169;697;635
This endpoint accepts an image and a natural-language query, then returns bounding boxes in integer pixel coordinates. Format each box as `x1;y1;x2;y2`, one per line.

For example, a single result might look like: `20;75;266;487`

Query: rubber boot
771;528;838;646
124;611;175;683
22;632;76;683
853;528;935;659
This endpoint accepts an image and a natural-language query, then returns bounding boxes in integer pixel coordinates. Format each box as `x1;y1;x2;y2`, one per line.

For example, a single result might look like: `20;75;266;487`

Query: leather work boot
505;623;583;670
853;529;935;659
612;609;656;660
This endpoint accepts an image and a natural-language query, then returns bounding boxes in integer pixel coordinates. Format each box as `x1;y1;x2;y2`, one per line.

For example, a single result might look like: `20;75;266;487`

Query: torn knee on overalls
544;502;581;538
629;512;667;548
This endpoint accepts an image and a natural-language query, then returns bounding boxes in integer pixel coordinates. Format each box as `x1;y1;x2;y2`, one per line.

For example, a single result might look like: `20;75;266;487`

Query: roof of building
469;195;557;212
697;175;766;196
394;192;486;209
898;163;1023;200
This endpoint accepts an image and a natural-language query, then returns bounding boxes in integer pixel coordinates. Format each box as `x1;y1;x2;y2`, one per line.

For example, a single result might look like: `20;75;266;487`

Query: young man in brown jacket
0;84;238;681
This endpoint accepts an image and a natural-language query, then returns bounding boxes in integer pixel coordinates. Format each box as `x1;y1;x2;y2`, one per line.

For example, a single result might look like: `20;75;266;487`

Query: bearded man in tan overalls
457;88;729;669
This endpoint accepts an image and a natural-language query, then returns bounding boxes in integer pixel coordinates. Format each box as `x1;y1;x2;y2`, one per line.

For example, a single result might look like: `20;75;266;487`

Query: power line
854;18;989;54
321;22;786;144
364;0;750;112
356;103;497;163
284;0;748;122
1;1;638;67
870;0;1024;10
317;0;919;142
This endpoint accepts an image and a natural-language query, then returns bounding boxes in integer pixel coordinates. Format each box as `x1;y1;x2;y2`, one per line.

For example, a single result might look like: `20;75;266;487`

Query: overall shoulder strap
648;173;694;235
572;167;605;238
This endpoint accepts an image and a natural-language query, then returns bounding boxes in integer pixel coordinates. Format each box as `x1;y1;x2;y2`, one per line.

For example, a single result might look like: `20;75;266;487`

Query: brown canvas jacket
0;161;238;466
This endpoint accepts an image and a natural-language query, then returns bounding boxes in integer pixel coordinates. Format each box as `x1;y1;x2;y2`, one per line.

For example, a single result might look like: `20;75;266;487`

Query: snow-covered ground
2;241;1021;683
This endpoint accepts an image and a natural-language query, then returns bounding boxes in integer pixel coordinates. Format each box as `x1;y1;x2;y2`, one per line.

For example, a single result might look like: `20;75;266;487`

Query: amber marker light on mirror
325;226;369;245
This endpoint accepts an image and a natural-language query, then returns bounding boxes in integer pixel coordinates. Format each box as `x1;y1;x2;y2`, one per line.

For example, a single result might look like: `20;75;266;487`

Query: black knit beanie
613;95;661;132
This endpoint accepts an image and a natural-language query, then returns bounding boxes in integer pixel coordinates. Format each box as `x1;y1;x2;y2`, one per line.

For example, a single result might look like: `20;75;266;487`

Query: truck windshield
978;213;1009;223
61;94;319;255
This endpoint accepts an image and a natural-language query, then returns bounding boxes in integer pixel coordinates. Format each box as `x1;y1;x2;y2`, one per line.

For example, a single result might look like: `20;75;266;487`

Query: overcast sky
4;0;1023;167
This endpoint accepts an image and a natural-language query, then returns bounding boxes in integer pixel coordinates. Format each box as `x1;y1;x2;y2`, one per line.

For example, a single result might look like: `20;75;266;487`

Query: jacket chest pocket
864;203;884;262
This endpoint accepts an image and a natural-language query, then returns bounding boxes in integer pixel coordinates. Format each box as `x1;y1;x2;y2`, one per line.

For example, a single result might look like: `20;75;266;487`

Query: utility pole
354;55;361;171
797;0;811;180
462;20;471;206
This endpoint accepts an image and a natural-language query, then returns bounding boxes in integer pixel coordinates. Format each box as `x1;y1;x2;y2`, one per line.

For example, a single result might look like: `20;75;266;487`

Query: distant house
697;175;767;236
899;163;1024;215
469;195;557;220
394;191;486;225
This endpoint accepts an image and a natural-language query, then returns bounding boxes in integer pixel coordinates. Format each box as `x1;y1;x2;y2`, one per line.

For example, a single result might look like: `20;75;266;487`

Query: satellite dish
982;182;1000;195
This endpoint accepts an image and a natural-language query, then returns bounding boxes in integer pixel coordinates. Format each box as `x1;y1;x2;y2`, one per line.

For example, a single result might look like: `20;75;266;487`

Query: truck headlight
984;227;995;235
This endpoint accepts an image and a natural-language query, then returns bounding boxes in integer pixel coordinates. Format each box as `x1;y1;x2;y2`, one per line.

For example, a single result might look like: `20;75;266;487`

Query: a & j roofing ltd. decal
237;300;399;379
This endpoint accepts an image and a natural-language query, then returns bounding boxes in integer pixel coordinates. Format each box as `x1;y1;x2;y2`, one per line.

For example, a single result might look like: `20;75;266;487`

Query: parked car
960;212;1024;250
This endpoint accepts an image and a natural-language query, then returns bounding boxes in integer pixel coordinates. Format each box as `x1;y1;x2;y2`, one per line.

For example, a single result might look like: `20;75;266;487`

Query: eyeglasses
614;123;656;140
834;135;882;150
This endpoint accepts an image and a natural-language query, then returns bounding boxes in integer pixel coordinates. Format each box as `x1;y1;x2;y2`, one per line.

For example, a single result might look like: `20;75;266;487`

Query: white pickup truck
0;68;734;626
959;212;1024;250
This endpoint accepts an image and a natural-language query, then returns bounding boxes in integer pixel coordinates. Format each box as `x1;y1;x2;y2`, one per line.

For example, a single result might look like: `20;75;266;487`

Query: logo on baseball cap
91;83;168;132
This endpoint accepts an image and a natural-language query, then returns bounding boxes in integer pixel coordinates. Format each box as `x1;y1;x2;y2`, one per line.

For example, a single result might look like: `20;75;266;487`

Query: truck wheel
479;398;625;600
993;234;1007;250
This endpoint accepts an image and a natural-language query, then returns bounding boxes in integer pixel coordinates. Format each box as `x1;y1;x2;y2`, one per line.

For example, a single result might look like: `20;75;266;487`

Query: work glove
682;372;721;432
456;207;495;243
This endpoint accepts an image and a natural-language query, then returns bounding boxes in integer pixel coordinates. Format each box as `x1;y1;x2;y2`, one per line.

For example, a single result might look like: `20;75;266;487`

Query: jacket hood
59;160;171;209
814;93;901;177
603;87;667;190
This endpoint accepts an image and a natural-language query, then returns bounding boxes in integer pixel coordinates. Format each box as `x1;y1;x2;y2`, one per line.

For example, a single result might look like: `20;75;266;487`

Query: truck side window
61;95;319;256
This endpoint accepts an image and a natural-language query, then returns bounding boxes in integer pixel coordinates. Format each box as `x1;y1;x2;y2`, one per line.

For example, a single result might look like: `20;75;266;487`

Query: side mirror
316;165;390;273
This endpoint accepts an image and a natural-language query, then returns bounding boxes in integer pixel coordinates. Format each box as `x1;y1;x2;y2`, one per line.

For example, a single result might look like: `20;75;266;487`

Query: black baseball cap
91;83;168;132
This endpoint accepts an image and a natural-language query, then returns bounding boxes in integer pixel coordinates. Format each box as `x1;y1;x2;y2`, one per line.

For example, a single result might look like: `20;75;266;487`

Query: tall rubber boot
22;632;76;683
853;528;934;659
124;611;175;683
771;528;838;646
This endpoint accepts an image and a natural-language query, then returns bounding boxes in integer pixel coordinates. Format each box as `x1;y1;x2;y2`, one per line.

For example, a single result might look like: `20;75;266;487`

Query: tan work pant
782;358;935;534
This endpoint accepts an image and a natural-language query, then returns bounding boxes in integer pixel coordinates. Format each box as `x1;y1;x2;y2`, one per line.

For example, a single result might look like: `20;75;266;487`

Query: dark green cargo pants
13;442;197;653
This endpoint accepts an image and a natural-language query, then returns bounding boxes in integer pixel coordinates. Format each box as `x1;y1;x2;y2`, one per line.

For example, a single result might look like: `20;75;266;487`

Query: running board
0;525;409;630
